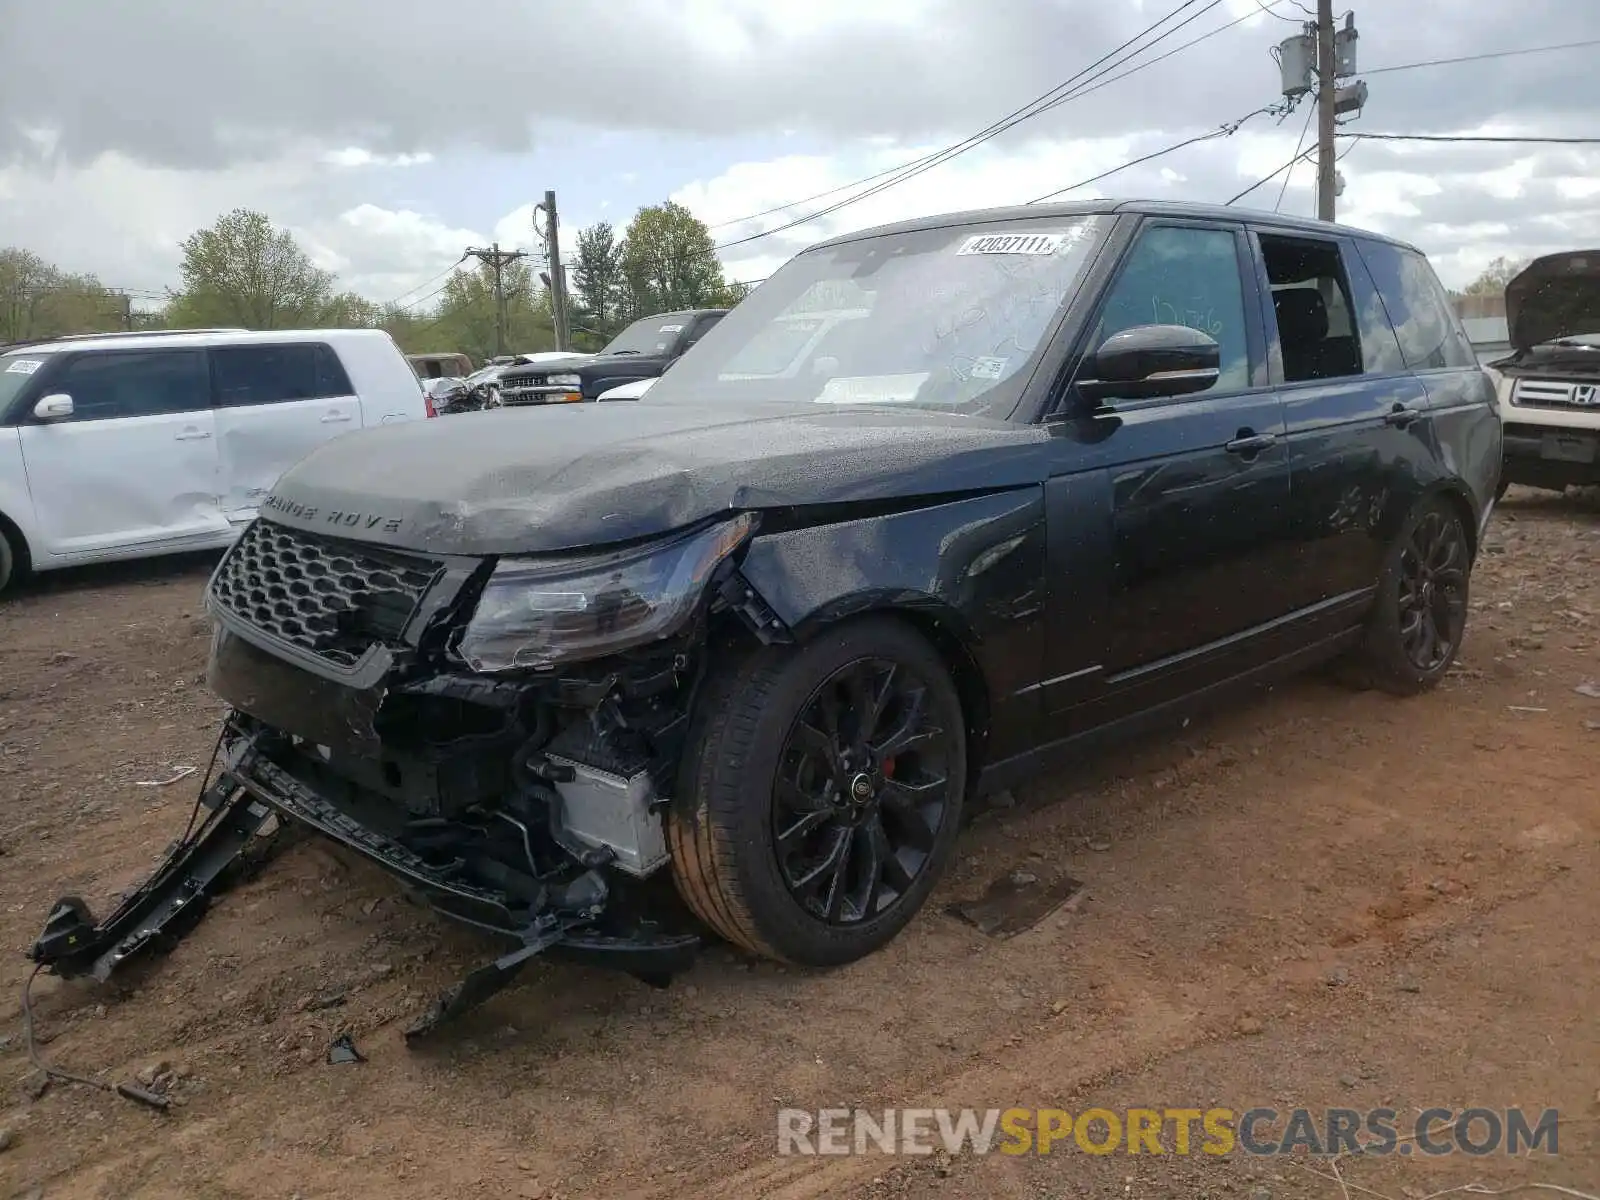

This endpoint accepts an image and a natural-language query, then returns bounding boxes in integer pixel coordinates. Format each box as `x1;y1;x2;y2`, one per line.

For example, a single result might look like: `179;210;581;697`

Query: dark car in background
496;308;727;405
154;200;1497;991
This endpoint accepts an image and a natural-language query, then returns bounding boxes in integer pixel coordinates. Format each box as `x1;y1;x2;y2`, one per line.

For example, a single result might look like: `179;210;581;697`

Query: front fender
736;488;1048;767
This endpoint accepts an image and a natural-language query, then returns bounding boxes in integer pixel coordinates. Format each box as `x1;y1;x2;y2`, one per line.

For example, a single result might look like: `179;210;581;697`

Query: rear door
1248;229;1437;616
211;342;359;522
18;348;226;558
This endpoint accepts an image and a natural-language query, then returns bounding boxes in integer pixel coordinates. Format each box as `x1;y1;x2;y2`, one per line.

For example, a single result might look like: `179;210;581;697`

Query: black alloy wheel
1395;508;1469;674
771;659;952;926
668;616;967;967
1343;496;1473;695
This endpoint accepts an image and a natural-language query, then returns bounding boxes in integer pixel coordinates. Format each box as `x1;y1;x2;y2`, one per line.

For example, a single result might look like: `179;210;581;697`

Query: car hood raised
259;402;1049;556
1505;250;1600;351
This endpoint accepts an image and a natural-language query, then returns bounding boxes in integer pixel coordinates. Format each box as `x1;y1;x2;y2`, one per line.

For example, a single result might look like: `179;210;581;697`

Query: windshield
602;315;689;357
0;351;53;414
646;216;1108;419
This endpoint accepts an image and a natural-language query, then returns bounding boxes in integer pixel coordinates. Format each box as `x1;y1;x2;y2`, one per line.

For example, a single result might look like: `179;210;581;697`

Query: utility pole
1277;10;1364;222
1315;0;1337;221
464;243;529;358
541;190;571;352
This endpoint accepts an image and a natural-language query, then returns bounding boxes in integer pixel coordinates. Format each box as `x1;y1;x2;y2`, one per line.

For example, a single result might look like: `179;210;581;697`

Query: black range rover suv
168;201;1499;984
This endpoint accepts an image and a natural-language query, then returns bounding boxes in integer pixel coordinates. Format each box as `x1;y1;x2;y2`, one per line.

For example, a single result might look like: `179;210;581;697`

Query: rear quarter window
1356;241;1477;371
212;343;354;406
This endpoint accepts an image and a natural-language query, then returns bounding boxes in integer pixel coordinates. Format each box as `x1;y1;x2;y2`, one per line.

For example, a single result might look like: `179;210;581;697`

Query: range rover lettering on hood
261;492;405;535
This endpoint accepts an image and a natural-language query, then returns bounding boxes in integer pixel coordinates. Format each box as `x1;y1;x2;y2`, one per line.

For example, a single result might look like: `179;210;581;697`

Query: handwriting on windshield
1150;297;1224;337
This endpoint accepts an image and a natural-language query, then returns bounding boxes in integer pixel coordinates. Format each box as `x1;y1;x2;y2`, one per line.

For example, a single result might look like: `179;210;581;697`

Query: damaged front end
33;509;788;1037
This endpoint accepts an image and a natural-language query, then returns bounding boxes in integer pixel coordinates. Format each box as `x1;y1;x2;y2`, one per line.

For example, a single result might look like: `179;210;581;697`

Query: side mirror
1077;324;1221;403
33;393;74;421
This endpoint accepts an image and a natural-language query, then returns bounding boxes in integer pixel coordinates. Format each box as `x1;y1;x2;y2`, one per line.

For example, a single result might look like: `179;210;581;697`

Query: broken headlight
457;513;756;672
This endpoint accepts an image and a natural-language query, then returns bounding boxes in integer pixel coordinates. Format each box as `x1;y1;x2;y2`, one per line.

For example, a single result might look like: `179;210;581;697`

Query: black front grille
210;520;440;667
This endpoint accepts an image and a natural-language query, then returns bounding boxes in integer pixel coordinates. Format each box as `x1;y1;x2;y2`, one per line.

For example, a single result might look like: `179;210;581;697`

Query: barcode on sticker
956;232;1068;256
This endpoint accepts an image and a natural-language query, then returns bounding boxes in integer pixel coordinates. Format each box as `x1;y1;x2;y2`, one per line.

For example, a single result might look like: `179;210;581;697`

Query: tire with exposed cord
1345;495;1472;695
667;616;967;967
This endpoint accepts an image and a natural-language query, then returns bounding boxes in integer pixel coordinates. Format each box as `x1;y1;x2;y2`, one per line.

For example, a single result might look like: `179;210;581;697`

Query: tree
0;248;128;342
618;201;731;319
1462;256;1528;298
570;222;628;346
170;208;337;329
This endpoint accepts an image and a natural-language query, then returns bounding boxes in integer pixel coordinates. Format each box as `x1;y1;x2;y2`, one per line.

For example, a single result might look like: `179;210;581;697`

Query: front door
19;348;226;559
1041;220;1294;726
211;342;360;522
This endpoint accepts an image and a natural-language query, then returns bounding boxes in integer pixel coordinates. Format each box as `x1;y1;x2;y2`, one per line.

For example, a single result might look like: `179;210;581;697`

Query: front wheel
668;617;967;967
1346;496;1472;695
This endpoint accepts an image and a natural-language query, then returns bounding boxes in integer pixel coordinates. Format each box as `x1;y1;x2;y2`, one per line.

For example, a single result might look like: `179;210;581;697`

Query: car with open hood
32;201;1500;1029
1487;250;1600;496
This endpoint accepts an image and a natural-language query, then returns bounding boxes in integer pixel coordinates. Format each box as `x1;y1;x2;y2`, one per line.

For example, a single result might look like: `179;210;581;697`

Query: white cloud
321;147;435;168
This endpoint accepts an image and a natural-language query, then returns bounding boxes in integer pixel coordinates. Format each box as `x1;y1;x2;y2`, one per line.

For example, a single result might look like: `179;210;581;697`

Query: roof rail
52;328;250;341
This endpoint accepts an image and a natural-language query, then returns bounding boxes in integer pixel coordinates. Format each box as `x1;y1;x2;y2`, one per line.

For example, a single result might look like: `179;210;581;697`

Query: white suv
0;328;431;593
1490;251;1600;497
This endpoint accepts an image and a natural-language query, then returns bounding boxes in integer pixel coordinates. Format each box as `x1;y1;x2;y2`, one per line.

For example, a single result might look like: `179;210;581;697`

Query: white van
0;328;431;593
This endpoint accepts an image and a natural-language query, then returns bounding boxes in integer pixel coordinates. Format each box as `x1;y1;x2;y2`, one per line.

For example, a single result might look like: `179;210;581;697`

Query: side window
1090;225;1250;395
213;344;350;406
1342;245;1407;374
681;313;723;351
1257;234;1364;385
48;350;209;421
314;344;355;396
1356;241;1477;371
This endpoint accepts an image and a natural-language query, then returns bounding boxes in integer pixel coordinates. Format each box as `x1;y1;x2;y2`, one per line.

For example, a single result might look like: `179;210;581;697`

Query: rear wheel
1345;496;1471;695
0;526;23;597
668;617;966;967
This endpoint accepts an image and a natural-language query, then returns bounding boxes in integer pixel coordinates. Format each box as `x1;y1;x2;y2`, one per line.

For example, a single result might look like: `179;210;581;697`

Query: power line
1029;102;1287;204
714;0;1245;252
1227;131;1358;208
1341;132;1600;145
1252;0;1301;21
1276;100;1317;210
381;253;468;308
707;0;1288;237
1362;37;1600;76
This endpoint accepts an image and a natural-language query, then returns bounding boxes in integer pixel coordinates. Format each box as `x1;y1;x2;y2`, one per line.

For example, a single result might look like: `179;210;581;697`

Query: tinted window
1343;246;1407;374
49;350;209;421
1091;225;1250;394
212;343;353;406
681;313;723;350
1357;242;1477;371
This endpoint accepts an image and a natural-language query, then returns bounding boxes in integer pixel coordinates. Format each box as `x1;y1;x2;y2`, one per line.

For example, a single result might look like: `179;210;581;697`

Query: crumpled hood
258;401;1048;556
1506;250;1600;351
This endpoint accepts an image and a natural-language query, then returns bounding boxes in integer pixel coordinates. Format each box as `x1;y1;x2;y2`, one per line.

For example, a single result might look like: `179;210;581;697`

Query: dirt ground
1;489;1597;1200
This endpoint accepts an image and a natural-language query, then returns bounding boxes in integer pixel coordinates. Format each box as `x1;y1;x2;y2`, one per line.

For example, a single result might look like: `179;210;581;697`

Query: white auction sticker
970;356;1008;380
956;231;1068;256
814;373;928;404
659;323;685;333
4;358;43;375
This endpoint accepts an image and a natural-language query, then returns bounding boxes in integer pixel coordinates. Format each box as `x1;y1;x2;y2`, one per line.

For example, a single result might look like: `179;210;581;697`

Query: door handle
174;428;212;441
1225;431;1277;455
320;411;352;423
1384;404;1421;428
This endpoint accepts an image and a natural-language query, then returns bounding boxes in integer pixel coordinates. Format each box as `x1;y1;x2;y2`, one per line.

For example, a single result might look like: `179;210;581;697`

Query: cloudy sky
2;0;1597;310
